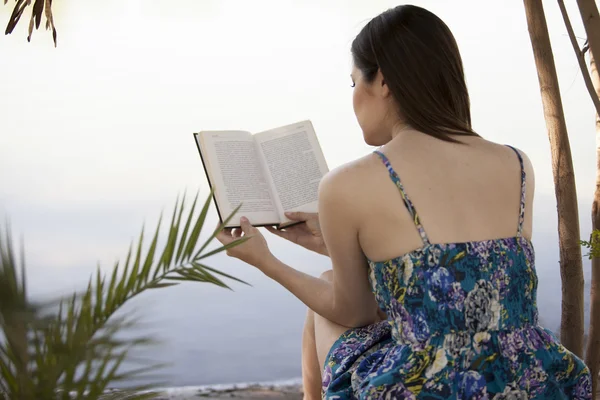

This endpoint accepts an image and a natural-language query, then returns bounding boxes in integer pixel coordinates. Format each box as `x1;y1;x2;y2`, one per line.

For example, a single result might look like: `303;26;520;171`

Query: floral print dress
321;148;591;399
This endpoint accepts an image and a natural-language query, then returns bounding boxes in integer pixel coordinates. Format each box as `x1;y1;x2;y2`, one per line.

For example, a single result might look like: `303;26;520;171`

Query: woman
216;4;591;399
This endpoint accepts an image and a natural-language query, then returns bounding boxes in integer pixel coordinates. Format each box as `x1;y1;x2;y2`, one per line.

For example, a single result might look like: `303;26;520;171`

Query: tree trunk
587;48;600;400
523;0;585;357
577;0;600;65
558;0;600;116
575;0;600;393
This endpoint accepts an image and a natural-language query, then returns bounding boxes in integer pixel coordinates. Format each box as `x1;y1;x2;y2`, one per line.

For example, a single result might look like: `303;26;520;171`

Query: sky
0;0;597;385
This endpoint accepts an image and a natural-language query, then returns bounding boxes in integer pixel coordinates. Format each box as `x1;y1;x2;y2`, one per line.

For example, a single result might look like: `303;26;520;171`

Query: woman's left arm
217;169;379;328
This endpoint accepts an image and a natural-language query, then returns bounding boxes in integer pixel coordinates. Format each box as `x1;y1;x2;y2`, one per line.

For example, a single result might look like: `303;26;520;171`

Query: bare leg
301;270;385;399
301;308;323;400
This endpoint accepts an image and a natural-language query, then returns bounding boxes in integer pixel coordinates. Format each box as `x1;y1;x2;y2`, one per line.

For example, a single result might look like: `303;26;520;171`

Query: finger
266;225;289;239
240;216;257;235
284;211;313;221
265;226;279;234
232;228;242;239
282;225;308;237
215;221;228;234
216;228;233;245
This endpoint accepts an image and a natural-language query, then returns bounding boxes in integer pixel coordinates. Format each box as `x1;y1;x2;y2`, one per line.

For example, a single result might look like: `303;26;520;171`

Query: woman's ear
377;70;391;99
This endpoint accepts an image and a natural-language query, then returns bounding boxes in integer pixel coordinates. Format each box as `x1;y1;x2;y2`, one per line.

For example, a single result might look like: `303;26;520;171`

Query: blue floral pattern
321;149;591;399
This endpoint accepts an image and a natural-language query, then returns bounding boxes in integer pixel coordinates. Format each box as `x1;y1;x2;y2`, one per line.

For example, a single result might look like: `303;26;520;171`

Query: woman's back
346;132;534;262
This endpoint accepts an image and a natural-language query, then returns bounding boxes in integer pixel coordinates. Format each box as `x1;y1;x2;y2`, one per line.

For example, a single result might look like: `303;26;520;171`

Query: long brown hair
351;5;479;143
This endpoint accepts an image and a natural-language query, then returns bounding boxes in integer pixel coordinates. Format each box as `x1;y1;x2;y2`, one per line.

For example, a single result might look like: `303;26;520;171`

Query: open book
194;120;329;228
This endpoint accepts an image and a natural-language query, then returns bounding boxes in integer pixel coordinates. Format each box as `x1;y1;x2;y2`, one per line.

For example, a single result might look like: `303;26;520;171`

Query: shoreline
148;378;304;399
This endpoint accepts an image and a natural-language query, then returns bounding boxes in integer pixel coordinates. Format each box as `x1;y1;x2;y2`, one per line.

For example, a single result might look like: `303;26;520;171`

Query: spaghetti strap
373;150;430;245
505;145;526;237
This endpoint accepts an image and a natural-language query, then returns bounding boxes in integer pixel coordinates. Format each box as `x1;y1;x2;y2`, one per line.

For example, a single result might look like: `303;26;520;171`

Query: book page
196;131;279;226
254;121;329;225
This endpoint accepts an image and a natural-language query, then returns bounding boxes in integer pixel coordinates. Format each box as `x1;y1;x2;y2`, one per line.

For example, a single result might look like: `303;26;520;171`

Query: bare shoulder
506;145;535;187
479;139;535;187
318;153;379;206
320;153;379;188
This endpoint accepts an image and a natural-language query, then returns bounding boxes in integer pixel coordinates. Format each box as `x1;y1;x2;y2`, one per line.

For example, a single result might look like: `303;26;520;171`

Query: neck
390;124;416;140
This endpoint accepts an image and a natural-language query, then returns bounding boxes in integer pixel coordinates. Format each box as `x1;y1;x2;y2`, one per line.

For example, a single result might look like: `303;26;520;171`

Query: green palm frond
581;229;600;259
3;0;57;46
1;190;248;399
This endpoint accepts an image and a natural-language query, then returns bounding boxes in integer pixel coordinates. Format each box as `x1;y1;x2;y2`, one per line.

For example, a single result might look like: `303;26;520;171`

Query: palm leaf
3;0;57;46
0;191;247;398
195;236;249;261
193;202;243;260
193;263;250;287
175;191;197;264
182;190;212;262
156;195;182;276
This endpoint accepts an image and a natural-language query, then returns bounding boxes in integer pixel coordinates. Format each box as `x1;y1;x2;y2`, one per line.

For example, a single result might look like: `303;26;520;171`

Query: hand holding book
265;212;328;256
216;211;328;271
216;217;276;269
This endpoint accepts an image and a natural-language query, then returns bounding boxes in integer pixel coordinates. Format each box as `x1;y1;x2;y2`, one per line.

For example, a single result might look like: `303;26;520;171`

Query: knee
319;270;333;282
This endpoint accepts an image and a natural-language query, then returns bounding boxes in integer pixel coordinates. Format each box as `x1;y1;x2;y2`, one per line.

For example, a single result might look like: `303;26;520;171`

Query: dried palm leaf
4;0;56;46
